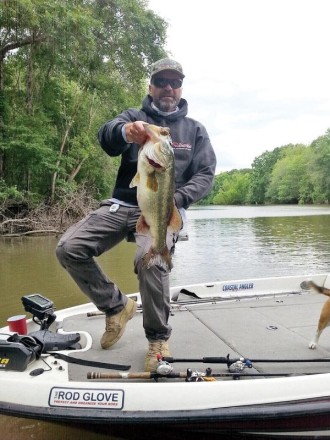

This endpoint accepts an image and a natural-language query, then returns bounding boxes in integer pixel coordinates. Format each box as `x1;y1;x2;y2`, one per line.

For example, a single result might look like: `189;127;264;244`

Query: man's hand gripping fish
130;123;182;271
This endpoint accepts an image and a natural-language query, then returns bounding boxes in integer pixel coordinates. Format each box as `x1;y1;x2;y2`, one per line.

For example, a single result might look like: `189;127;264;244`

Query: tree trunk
69;157;88;182
50;122;73;203
26;41;35;115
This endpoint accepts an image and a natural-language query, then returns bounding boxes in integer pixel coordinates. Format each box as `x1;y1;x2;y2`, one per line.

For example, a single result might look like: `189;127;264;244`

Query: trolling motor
0;333;42;371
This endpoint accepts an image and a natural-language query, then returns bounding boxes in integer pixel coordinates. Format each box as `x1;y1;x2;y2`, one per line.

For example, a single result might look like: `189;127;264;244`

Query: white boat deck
62;290;330;382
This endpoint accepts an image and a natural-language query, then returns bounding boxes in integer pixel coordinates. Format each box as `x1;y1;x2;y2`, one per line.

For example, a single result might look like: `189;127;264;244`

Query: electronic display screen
22;294;53;310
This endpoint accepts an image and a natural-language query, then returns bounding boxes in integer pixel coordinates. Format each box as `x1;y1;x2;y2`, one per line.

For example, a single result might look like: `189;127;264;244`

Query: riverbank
0;189;98;237
0;204;68;237
2;201;330;237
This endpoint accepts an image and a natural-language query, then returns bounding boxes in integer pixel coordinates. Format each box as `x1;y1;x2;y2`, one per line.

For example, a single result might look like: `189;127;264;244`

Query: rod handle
88;371;152;379
87;311;105;317
202;357;233;364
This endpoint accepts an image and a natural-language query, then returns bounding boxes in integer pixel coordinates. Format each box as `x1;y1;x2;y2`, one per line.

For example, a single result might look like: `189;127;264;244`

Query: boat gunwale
1;394;330;424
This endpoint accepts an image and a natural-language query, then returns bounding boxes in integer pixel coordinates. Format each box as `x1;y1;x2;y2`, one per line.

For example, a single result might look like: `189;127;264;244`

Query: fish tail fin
308;281;330;297
144;247;172;272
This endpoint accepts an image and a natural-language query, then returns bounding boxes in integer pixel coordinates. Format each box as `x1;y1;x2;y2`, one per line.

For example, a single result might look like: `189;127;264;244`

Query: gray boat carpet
62;292;330;381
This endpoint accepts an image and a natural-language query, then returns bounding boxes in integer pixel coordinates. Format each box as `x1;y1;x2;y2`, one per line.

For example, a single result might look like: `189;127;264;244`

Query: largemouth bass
130;123;182;271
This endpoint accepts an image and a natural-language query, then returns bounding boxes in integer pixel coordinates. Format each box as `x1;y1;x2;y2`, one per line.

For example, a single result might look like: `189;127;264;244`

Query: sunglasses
152;77;183;89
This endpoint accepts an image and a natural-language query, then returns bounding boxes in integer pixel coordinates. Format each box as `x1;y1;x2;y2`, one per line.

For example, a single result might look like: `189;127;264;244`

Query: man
56;58;216;372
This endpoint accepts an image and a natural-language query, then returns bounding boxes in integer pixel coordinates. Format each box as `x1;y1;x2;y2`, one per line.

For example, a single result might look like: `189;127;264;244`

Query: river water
1;205;330;439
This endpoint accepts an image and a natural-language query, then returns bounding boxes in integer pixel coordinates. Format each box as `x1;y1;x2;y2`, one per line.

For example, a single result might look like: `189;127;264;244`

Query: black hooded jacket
98;95;216;209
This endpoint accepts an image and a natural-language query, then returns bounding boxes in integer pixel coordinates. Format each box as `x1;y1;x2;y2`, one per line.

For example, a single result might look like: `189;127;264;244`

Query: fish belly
137;169;175;270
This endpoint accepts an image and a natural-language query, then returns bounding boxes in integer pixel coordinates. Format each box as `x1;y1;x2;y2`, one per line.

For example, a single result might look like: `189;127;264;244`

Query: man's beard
156;95;178;112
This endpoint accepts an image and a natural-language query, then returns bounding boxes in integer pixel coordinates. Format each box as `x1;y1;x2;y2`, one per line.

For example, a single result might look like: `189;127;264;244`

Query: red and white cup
7;315;28;335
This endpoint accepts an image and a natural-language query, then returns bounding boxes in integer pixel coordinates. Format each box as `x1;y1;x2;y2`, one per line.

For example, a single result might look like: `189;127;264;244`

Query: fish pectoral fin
136;215;150;234
168;204;183;232
129;173;140;188
146;172;158;192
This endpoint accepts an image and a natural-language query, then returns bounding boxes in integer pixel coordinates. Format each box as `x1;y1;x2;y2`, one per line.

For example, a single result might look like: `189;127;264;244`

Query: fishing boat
1;273;330;438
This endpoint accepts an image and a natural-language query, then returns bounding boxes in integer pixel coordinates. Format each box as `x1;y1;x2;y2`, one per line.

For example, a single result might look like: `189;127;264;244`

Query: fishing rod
86;294;303;318
162;354;330;367
87;357;319;381
87;370;297;381
85;298;219;318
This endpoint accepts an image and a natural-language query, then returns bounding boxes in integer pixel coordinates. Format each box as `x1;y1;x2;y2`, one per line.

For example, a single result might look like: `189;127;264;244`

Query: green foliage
0;179;23;203
248;147;283;204
309;130;330;203
266;145;313;204
203;130;330;206
0;0;167;210
1;112;57;191
211;170;251;205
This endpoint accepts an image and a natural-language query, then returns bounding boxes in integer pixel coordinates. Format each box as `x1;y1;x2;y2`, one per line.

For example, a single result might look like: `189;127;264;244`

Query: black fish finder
21;294;56;329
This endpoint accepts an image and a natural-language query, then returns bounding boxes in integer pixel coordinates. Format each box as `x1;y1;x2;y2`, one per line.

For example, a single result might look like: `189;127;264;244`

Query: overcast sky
147;0;330;173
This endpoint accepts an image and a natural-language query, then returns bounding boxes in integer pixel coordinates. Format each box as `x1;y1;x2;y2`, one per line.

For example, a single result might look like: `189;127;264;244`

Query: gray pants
56;203;178;341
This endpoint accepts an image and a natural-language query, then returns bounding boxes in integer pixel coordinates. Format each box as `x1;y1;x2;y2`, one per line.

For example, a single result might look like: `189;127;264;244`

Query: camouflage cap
150;58;185;79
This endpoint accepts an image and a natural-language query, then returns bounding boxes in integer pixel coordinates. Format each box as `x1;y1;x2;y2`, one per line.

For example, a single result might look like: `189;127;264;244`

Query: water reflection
0;236;139;321
171;211;330;285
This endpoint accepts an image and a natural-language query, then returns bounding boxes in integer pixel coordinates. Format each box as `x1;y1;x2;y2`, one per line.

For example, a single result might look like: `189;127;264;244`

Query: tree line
202;130;330;206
